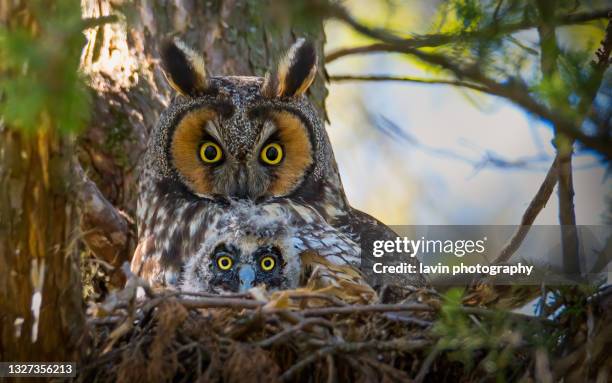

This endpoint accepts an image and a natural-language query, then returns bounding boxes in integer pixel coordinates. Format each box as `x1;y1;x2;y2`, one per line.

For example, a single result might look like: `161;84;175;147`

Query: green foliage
0;0;91;134
533;50;595;111
454;0;484;30
422;0;610;133
433;288;551;380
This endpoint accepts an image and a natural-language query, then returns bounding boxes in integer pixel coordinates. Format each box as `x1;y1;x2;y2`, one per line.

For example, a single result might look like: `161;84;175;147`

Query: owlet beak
238;265;255;292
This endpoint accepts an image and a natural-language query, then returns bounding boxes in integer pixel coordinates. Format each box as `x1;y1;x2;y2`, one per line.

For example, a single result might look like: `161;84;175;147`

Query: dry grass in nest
78;266;612;382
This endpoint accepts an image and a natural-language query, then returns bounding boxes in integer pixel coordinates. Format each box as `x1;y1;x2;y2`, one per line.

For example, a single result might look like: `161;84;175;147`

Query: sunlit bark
78;0;327;275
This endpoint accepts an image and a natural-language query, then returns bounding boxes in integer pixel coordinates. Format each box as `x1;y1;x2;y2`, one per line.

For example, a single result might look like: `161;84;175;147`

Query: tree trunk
0;129;85;361
0;2;86;361
78;0;327;278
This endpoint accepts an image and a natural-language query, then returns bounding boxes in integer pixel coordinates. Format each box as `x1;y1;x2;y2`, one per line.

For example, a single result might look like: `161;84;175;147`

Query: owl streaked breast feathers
132;37;424;293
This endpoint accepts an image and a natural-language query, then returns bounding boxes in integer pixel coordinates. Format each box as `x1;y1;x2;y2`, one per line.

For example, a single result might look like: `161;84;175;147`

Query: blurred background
324;0;610;225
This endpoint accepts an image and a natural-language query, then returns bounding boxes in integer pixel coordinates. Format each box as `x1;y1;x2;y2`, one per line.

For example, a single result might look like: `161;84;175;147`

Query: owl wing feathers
292;222;360;267
344;208;427;287
131;234;167;288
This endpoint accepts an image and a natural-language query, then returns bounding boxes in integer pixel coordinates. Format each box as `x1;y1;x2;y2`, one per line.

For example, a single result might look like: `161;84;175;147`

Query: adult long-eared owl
132;37;424;292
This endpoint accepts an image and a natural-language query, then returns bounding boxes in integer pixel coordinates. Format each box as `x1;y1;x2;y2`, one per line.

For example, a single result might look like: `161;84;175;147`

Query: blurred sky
323;0;611;225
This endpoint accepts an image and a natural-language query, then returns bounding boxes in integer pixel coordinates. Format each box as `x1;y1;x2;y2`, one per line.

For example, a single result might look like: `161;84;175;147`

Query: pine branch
395;47;611;158
325;5;612;62
326;6;612;158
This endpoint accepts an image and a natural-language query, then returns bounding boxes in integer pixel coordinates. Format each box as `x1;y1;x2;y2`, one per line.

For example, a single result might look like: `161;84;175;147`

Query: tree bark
0;2;86;361
78;0;328;275
0;128;85;361
536;0;580;275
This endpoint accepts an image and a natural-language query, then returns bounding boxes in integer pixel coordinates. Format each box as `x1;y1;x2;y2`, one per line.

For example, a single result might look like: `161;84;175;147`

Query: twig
375;115;559;171
329;74;488;92
494;155;559;264
414;347;441;383
87;316;123;326
280;338;430;382
156;290;253;299
176;297;265;310
257;317;333;347
383;312;432;327
357;356;411;381
327;43;398;62
326;354;337;383
300;303;435;317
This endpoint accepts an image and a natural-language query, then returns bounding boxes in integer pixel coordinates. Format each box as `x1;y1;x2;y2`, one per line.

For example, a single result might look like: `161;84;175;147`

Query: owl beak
238;265;255;292
233;169;250;199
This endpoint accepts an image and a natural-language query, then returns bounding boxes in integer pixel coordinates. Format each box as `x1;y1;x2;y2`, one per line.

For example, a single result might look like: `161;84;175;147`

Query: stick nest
79;265;612;383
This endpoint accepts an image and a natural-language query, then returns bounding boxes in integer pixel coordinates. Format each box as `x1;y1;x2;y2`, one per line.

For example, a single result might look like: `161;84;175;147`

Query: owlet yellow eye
217;255;233;271
260;143;283;165
260;256;276;271
199;141;223;164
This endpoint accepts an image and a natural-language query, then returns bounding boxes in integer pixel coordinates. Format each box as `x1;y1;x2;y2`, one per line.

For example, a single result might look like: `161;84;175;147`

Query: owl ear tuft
262;38;317;98
160;37;208;96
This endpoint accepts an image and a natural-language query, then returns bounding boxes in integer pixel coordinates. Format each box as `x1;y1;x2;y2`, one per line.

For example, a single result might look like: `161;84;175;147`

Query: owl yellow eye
199;141;223;164
217;255;233;271
260;143;283;165
260;256;276;271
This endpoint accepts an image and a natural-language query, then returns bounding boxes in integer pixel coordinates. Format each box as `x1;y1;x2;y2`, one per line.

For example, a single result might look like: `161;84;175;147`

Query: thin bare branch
327;43;405;62
383;312;432;327
299;303;435;317
494;155;559;264
257;317;333;347
176;297;265;310
414;347;441;383
329;74;489;92
375;114;561;171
